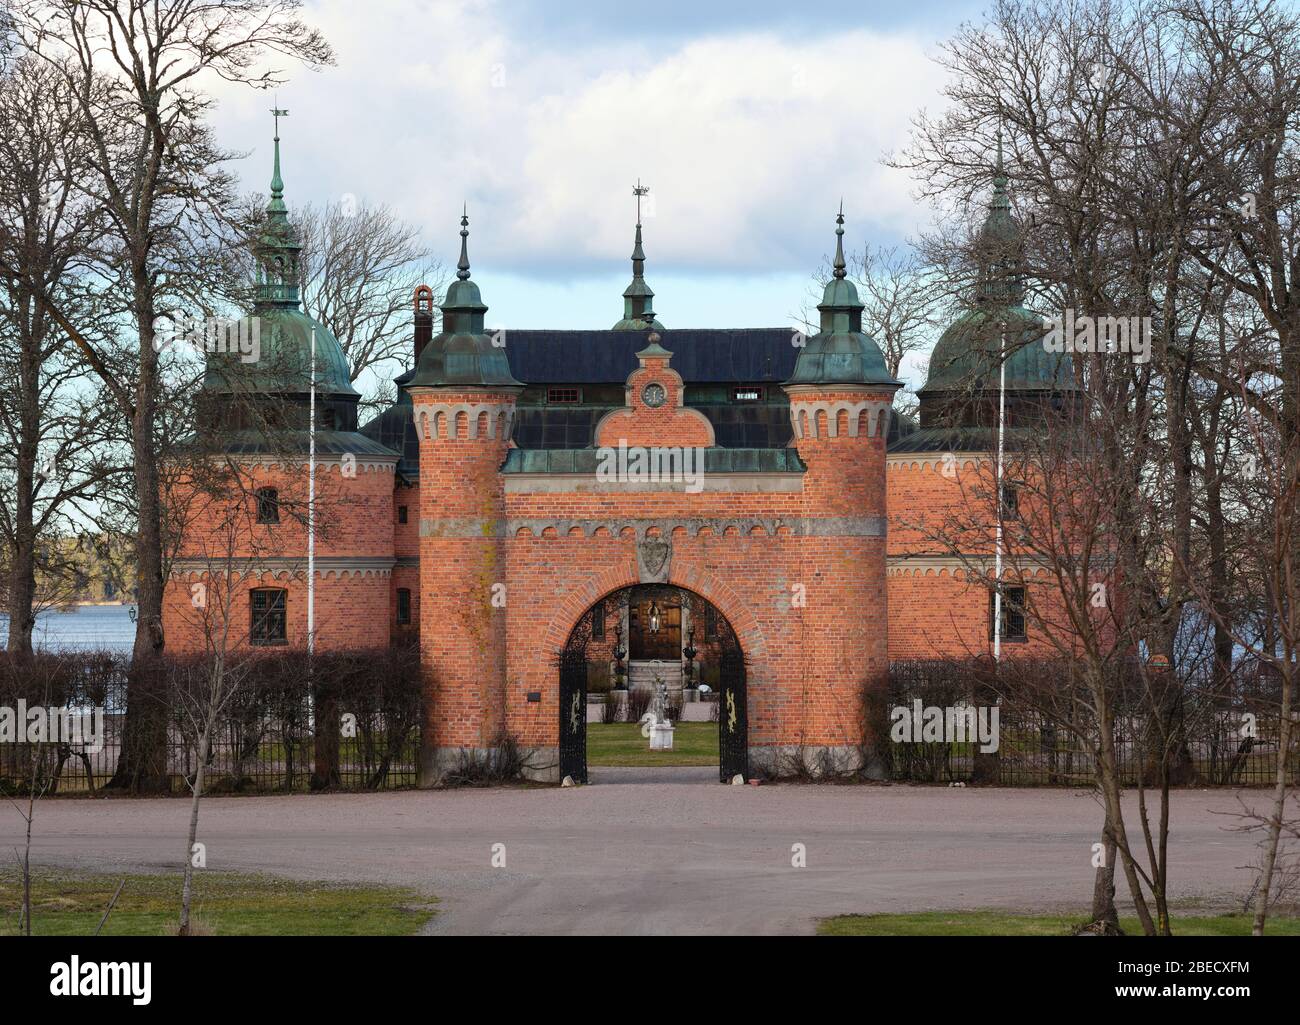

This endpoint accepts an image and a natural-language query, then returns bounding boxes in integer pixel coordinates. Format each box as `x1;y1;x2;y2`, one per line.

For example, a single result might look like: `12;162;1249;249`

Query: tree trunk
107;283;169;793
1088;832;1120;934
178;724;210;937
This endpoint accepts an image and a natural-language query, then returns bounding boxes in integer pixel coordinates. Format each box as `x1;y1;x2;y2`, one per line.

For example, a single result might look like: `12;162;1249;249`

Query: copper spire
833;201;847;280
457;205;471;281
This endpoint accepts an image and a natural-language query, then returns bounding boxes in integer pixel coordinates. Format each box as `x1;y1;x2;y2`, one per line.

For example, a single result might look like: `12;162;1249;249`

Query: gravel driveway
1;769;1267;934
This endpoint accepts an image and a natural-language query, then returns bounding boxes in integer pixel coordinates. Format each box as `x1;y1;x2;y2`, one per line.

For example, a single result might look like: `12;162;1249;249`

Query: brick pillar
410;390;516;784
784;387;896;775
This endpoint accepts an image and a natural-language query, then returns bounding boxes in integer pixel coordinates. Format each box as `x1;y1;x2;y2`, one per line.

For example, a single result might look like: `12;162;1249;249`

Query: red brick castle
164;131;1073;783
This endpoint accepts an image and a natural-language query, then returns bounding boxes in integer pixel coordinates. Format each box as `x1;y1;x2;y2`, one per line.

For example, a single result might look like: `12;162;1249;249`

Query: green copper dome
409;211;523;390
202;306;358;397
785;208;901;389
921;304;1073;395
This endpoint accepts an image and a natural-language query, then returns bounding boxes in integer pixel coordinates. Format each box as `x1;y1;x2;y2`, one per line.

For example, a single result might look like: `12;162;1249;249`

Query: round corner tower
407;213;522;785
780;208;901;774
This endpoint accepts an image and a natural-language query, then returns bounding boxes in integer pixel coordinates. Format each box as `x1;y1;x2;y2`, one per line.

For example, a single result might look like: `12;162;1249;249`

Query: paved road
1;771;1268;934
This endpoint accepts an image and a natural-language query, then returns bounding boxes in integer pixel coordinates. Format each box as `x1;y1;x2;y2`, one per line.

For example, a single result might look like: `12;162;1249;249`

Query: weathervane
271;101;289;139
633;179;650;225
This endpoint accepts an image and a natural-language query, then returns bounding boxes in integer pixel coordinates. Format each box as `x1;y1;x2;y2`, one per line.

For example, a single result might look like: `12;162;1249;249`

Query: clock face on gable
641;383;667;408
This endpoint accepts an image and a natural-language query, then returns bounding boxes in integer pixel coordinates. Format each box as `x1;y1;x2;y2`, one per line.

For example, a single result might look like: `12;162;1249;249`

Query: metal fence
884;659;1298;787
0;650;421;796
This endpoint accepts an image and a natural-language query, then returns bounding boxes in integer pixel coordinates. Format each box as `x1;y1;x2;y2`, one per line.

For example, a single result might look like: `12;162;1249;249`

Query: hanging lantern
648;600;661;633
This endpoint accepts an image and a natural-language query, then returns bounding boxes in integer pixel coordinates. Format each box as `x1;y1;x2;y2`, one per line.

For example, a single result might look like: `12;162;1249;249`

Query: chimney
413;284;435;364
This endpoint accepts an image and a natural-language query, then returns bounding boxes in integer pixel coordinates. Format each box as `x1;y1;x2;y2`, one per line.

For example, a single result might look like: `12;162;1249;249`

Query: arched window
250;588;287;645
255;487;279;524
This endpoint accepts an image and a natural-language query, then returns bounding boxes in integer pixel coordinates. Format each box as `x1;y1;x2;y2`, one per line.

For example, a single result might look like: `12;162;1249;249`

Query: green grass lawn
818;911;1300;936
587;722;719;766
0;867;436;936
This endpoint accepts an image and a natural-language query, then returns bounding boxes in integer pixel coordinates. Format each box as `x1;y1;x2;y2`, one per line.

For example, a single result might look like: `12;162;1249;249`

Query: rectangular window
547;388;581;404
397;505;408;525
704;604;719;641
989;586;1027;642
250;588;287;645
591;599;605;641
255;487;279;525
732;387;763;402
396;588;412;625
1000;482;1020;521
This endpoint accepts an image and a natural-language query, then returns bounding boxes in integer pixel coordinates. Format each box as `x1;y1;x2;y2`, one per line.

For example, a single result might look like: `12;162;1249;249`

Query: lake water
0;605;136;653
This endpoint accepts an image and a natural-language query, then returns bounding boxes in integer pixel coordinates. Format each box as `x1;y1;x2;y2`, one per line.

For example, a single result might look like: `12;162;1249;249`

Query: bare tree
0;55;121;655
4;0;333;791
295;200;441;392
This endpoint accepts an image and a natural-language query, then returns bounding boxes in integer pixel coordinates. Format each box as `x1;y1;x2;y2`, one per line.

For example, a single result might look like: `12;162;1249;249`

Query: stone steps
627;661;682;691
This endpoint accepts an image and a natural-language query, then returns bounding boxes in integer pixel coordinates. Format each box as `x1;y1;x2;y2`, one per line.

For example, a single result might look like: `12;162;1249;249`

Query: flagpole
993;321;1007;663
308;326;316;655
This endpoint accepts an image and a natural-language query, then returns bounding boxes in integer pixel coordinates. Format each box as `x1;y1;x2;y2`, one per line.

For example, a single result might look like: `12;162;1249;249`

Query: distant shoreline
0;603;132;612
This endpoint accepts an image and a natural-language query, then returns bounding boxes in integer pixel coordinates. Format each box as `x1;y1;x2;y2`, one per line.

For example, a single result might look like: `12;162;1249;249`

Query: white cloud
207;0;949;284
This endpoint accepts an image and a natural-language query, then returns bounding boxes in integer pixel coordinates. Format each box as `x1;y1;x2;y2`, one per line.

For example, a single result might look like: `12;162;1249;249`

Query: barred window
989;586;1027;642
1000;482;1020;520
255;487;279;525
250;588;287;645
704;603;719;641
396;588;412;625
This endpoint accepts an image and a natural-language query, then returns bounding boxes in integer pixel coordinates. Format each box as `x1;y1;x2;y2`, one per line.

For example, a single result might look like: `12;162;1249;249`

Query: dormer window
547;388;580;404
733;387;763;402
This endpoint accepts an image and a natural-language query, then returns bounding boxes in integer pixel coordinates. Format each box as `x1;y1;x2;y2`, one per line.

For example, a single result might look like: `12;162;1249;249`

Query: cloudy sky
210;0;987;386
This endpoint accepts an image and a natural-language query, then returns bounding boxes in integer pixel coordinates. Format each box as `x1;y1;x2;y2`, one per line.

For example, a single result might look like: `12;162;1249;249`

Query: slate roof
501;328;798;383
888;425;1029;455
191;428;399;460
360;327;914;476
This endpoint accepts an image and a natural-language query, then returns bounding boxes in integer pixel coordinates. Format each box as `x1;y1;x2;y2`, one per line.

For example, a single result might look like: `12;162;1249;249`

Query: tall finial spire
253;106;302;308
613;180;663;331
976;129;1021;303
457;205;471;281
267;104;289;217
994;125;1007;193
832;201;847;280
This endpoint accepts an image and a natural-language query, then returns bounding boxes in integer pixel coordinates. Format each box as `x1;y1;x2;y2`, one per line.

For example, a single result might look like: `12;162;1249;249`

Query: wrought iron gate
559;647;588;783
718;621;748;782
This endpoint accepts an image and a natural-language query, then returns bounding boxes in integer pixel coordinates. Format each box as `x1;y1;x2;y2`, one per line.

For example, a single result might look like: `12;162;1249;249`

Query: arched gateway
559;585;748;783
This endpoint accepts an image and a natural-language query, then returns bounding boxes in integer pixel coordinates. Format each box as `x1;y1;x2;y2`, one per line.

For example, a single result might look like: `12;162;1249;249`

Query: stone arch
543;567;768;665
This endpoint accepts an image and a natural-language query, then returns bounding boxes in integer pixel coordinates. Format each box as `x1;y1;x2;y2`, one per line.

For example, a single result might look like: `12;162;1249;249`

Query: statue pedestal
649;723;675;751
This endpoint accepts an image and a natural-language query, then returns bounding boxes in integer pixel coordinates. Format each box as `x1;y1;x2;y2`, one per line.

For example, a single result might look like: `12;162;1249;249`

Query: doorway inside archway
558;585;747;784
